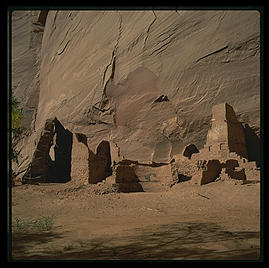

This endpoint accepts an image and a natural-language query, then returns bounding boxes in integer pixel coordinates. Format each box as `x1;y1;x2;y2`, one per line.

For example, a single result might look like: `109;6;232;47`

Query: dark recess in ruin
22;118;73;184
47;118;73;183
178;173;192;182
183;144;199;159
75;133;88;146
96;140;113;177
244;124;260;167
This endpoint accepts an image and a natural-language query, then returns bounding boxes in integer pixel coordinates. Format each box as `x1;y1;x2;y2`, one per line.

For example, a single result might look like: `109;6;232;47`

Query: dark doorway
96;140;112;177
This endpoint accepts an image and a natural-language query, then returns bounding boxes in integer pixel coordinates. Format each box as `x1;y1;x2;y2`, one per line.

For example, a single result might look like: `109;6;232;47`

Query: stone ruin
20;102;260;191
177;102;260;185
22;118;73;184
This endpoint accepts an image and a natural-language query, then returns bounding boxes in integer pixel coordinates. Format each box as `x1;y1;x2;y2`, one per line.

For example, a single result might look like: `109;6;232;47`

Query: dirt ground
11;180;261;261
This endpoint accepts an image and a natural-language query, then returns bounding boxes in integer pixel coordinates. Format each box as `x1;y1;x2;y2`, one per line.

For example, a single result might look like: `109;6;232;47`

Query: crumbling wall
134;163;174;191
88;140;112;184
71;133;89;185
88;149;108;184
200;160;222;185
22;117;73;183
114;164;144;193
185;102;259;185
71;137;113;184
206;103;229;148
225;159;246;180
22;118;55;183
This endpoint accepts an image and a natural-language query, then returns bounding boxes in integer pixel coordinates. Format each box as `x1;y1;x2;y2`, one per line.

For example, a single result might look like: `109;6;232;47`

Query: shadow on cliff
12;222;260;261
244;124;260;167
47;118;73;183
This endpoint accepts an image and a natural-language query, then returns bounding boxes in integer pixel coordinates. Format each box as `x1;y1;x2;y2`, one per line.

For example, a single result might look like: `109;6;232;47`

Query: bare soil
11;180;260;261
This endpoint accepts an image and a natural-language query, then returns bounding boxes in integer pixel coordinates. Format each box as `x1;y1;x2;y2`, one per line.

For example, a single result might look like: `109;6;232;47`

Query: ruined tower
203;102;248;159
190;102;259;185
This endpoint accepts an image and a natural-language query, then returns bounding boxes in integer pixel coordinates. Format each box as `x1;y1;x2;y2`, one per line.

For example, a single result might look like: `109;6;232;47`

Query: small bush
11;93;23;137
13;217;29;232
11;93;24;164
31;215;55;231
12;215;55;232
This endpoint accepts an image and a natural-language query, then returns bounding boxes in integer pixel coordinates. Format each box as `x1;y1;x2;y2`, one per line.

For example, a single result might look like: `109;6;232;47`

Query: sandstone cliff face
13;10;260;175
12;11;44;130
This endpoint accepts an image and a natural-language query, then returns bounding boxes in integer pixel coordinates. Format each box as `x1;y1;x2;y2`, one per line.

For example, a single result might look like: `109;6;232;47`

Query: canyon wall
12;10;260;175
11;11;45;130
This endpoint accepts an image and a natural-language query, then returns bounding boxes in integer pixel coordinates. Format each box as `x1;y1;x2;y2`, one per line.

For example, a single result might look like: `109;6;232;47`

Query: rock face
12;11;47;130
12;10;260;180
35;10;260;162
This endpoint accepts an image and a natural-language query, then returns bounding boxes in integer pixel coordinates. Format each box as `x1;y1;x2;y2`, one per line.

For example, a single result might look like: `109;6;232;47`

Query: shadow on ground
12;222;260;261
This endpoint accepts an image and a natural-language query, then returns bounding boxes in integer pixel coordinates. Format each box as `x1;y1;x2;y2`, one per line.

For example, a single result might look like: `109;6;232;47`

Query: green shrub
12;215;55;232
11;93;23;163
30;215;55;231
11;93;23;137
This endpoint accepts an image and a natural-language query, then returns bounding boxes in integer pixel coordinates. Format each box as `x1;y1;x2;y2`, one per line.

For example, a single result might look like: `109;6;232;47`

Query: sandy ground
11;180;260;261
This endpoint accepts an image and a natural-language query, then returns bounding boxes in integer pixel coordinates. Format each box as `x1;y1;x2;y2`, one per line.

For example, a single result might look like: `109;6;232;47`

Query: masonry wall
71;133;89;185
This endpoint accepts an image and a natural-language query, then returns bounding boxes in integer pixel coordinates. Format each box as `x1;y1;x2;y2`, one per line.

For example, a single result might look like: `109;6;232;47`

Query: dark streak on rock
196;45;229;63
143;11;157;50
57;40;70;55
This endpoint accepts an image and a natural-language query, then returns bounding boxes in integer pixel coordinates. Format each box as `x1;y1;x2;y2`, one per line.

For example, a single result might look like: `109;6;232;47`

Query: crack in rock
143;10;157;51
196;45;229;63
100;13;122;110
